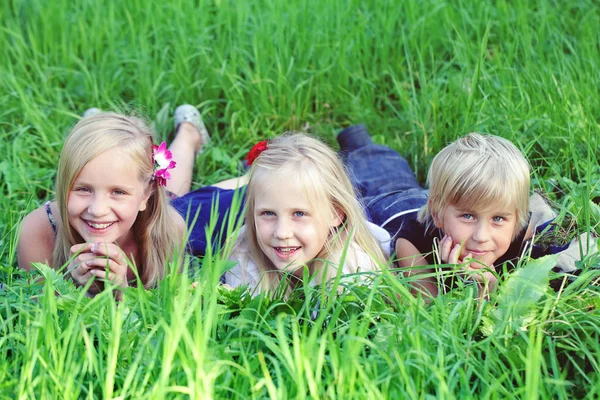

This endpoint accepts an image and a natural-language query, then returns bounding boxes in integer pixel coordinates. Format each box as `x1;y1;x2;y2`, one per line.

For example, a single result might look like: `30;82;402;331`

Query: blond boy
338;125;556;298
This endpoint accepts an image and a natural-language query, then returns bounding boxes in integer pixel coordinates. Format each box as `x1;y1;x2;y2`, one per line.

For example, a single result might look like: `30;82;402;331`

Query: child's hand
69;242;129;295
439;235;497;285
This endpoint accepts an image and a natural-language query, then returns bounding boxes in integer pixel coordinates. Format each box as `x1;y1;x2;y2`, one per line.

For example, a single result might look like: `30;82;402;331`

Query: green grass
1;0;600;398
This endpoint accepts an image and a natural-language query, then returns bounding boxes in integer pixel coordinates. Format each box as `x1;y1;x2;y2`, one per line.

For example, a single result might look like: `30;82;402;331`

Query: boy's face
434;202;518;267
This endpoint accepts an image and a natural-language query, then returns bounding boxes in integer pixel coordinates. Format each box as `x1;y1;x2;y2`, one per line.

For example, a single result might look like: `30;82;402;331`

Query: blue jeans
338;125;428;232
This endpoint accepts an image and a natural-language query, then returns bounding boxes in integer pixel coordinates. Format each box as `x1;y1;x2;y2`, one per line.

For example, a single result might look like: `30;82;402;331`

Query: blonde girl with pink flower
17;110;209;296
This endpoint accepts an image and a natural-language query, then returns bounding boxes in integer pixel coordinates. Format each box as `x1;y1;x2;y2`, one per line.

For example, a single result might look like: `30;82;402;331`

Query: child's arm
395;237;440;298
17;205;56;271
168;205;187;245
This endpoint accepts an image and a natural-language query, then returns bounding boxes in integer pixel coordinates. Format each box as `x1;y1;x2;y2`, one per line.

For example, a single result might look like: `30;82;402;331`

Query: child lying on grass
17;105;242;297
337;125;596;299
223;134;389;296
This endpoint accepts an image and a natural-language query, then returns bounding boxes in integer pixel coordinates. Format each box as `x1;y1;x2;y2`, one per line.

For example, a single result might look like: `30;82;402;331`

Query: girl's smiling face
67;147;151;247
253;172;342;277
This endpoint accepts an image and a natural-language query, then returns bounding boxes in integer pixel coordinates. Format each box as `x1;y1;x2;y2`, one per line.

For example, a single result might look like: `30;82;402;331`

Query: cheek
66;195;83;216
443;219;468;241
254;221;271;240
304;223;329;248
499;227;515;249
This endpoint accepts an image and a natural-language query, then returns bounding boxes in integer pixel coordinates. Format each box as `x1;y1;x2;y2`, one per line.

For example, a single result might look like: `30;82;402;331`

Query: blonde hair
418;132;530;236
239;133;386;294
53;112;180;288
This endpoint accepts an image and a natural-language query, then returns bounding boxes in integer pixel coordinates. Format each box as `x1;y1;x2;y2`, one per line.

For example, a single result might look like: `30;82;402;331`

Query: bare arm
395;237;439;298
168;205;187;248
17;204;56;271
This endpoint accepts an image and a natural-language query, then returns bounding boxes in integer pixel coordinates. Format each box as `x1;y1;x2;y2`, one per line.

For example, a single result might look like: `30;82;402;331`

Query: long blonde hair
53;112;180;288
418;132;530;237
240;133;386;294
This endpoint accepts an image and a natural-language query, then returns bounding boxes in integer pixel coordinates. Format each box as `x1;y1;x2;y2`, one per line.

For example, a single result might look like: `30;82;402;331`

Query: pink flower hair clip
152;141;176;186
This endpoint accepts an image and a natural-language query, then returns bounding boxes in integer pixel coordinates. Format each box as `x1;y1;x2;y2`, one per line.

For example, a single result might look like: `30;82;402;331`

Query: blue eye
261;211;275;216
75;187;91;193
493;216;506;222
113;189;127;196
461;214;474;220
293;211;305;217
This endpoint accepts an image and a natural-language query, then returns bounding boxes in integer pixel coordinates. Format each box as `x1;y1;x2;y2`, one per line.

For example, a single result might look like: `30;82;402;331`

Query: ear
139;189;153;212
330;206;345;228
430;200;442;229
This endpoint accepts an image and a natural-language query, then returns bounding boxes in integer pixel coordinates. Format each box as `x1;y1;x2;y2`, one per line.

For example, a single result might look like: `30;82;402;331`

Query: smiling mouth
466;249;489;256
274;246;301;258
86;221;115;230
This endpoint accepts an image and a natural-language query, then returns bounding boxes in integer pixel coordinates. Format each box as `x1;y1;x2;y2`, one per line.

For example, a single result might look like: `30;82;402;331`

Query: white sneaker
82;107;102;118
174;104;211;153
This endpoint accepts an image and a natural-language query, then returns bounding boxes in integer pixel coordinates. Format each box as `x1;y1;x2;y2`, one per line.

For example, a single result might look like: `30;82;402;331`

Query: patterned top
45;201;57;236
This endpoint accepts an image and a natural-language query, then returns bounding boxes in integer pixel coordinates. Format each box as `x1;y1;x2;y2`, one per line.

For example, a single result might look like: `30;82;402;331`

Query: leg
338;125;428;227
211;174;249;190
337;125;422;201
166;122;205;196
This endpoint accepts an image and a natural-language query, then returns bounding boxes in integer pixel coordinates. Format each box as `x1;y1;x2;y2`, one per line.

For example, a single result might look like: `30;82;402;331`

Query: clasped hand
69;242;129;296
438;235;497;288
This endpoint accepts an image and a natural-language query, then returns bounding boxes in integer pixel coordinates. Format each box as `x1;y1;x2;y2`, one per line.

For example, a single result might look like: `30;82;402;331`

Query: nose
87;194;109;216
274;218;293;240
472;221;491;243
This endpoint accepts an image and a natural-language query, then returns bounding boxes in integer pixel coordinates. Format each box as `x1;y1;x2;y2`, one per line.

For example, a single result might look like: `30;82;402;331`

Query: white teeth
276;247;299;253
88;222;113;229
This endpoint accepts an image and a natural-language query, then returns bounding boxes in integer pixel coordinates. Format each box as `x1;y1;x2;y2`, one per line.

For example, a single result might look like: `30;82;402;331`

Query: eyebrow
73;181;137;191
494;211;515;216
454;206;515;216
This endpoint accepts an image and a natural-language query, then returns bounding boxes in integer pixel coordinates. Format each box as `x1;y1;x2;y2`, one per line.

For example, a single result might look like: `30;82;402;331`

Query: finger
468;257;491;271
70;242;94;256
471;270;494;284
90;242;127;265
69;261;98;286
90;269;127;287
448;243;461;264
69;252;99;274
439;236;454;263
463;252;476;267
84;257;128;277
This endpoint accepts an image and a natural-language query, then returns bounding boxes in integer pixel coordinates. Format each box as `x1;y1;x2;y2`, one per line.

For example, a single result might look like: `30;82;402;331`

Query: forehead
75;148;143;185
253;171;314;208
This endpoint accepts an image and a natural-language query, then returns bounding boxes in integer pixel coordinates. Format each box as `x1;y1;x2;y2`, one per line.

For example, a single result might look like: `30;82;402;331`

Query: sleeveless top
45;201;57;236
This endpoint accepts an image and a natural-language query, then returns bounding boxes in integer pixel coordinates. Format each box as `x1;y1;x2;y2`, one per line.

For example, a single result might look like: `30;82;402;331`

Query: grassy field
1;0;600;398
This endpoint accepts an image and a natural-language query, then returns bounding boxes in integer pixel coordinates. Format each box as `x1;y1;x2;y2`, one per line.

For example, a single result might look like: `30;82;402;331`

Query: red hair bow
245;140;268;166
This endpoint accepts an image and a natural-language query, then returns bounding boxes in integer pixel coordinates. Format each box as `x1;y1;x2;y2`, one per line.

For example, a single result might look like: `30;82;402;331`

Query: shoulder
334;242;381;274
167;204;187;238
17;202;57;270
392;209;426;240
395;237;430;268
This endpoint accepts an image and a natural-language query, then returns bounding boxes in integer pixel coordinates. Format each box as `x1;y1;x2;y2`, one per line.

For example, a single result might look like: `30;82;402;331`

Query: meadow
1;0;600;398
